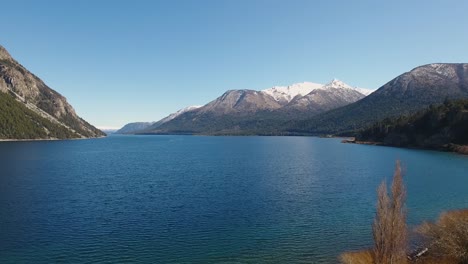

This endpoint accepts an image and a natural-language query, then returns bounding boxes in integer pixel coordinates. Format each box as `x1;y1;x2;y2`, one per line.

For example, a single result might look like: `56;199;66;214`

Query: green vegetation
149;110;294;135
284;94;458;136
1;46;105;140
59;112;105;138
356;99;468;153
0;92;79;139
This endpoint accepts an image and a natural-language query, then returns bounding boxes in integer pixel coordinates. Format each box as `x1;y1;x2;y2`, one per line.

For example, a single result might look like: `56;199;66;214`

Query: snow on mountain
262;80;373;104
158;105;202;124
116;105;202;134
322;79;374;95
262;82;323;104
354;87;374;96
116;122;156;134
282;79;368;113
321;79;353;90
118;79;374;135
285;85;366;113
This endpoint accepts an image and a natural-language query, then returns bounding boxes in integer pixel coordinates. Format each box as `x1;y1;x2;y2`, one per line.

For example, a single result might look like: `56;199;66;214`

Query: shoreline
0;135;107;143
343;138;468;155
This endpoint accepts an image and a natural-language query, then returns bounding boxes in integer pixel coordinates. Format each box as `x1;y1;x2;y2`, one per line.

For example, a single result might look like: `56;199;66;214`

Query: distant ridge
121;79;370;135
121;63;468;136
116;105;202;134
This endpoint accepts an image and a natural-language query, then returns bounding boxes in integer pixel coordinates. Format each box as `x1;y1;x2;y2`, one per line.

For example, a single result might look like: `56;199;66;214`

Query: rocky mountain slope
284;80;366;113
0;45;104;139
156;105;202;123
285;63;468;135
116;122;155;134
262;82;323;104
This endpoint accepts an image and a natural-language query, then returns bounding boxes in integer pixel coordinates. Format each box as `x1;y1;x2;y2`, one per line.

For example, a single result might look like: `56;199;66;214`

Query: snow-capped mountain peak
322;79;353;89
163;105;202;122
321;79;374;96
262;82;323;104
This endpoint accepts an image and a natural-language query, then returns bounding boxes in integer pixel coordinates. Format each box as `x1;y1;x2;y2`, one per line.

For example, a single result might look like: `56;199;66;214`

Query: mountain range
118;63;468;136
286;63;468;135
116;105;202;134
0;45;104;139
118;79;372;134
4;42;467;140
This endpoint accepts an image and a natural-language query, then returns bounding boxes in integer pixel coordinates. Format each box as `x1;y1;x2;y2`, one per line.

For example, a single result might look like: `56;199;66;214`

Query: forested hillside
0;92;78;139
356;99;468;153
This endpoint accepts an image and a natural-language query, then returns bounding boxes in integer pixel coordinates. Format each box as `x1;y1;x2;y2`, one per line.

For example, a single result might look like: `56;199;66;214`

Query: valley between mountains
1;43;468;146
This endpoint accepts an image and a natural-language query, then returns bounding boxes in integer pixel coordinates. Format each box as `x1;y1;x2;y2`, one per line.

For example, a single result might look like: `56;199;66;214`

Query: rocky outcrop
0;45;104;139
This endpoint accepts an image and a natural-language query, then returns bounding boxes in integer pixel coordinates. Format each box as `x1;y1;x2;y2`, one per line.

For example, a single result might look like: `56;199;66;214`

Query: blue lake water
1;135;467;263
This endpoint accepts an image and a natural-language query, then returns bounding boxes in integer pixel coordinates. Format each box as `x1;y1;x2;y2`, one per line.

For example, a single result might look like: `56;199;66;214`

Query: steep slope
286;64;468;135
0;45;104;139
0;92;79;139
196;90;282;115
355;99;468;154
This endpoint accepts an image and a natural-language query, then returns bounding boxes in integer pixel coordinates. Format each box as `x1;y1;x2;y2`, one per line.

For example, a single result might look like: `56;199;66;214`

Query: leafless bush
417;209;468;263
372;160;408;264
341;161;408;264
339;250;374;264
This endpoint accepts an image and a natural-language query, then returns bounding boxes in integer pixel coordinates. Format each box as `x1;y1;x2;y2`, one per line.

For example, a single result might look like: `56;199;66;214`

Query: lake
1;135;467;263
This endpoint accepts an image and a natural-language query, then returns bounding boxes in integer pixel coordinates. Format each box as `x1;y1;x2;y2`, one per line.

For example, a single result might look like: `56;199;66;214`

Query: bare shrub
372;160;408;264
339;250;374;264
417;209;468;263
341;161;408;264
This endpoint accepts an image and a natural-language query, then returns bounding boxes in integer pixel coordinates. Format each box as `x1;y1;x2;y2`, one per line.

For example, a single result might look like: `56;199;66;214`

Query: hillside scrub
416;209;468;263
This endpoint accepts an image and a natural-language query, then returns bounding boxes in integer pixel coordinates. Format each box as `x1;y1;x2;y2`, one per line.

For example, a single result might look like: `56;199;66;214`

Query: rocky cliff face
0;45;104;139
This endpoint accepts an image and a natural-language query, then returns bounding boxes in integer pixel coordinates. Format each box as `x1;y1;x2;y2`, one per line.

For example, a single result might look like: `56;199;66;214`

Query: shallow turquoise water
1;135;467;263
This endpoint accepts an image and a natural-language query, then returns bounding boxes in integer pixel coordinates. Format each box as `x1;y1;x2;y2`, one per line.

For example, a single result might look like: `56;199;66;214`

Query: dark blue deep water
1;135;467;263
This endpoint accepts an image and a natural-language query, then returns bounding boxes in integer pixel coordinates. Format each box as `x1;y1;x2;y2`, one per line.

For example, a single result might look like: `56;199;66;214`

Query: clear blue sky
2;0;468;129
